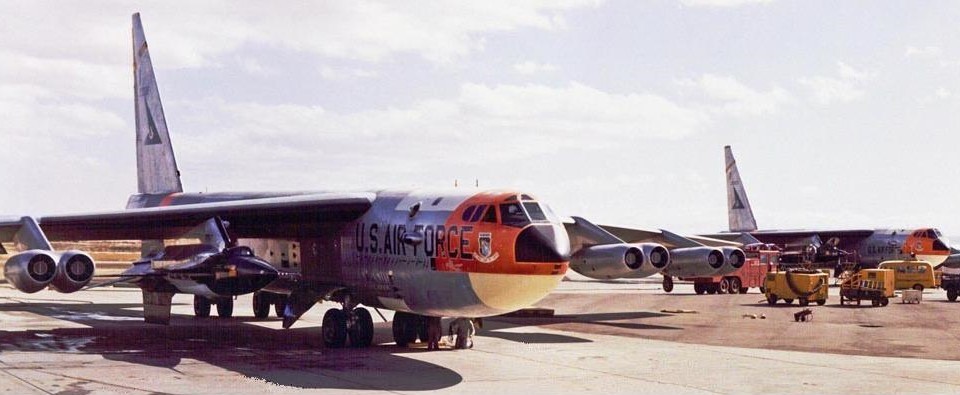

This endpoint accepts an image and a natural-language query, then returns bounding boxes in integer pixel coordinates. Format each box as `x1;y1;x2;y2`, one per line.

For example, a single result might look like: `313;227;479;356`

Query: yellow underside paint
917;255;948;265
468;273;564;312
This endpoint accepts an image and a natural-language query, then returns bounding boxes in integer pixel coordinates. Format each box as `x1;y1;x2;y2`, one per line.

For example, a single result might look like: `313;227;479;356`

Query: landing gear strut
320;296;374;348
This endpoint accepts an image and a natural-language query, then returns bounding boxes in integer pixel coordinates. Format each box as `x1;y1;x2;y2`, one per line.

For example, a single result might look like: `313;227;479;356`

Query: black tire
392;312;419;347
349;308;375;348
416;317;428;343
322;309;348;348
194;295;211;318
253;292;270;319
662;276;674;293
799;298;809;306
913;284;924;292
880;297;889;307
216;298;234;318
706;285;718;295
948;289;958;302
717;278;730;295
767;294;778;305
729;277;742;295
871;299;880;307
694;283;706;295
759;286;766;294
274;295;288;318
783;299;794;305
816;299;826;306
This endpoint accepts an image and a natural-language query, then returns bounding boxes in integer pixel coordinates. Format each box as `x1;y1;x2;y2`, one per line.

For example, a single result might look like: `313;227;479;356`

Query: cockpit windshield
499;199;552;228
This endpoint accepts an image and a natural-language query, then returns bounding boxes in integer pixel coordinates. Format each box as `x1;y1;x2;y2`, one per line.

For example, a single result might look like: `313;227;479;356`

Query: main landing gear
193;295;234;318
252;291;288;319
320;296;374;348
392;311;429;347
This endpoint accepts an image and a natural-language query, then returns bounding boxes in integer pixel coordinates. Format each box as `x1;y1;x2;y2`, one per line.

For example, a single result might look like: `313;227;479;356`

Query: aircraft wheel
216;298;234;318
253;292;270;319
349;308;375;348
767;294;777;305
392;312;420;347
274;295;288;318
948;289;958;302
694;283;706;295
728;277;742;294
662;276;674;293
717;278;730;294
194;295;211;318
322;309;348;348
799;298;809;307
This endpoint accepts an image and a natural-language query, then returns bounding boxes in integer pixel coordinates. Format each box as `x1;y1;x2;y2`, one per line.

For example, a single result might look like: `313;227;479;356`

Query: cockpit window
523;202;547;221
925;229;938;239
461;206;476;222
499;203;529;228
483;206;497;223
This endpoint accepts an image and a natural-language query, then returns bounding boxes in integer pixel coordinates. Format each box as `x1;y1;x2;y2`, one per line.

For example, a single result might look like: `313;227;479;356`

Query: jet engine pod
661;247;725;278
51;250;96;293
4;250;58;293
569;244;644;279
715;247;746;276
622;243;671;278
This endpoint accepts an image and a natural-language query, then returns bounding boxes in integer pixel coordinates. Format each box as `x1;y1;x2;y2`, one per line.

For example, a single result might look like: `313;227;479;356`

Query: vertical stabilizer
725;146;757;232
133;13;182;195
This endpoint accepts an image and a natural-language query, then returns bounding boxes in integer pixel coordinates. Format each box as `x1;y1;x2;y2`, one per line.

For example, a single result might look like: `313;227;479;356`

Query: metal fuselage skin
752;228;951;267
129;189;570;318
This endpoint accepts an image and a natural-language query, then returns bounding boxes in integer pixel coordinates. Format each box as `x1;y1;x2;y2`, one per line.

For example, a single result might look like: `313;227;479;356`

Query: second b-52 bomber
0;14;737;348
702;146;960;270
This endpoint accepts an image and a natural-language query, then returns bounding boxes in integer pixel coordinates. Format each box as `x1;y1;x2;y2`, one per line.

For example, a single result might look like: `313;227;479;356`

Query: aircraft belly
168;279;217;298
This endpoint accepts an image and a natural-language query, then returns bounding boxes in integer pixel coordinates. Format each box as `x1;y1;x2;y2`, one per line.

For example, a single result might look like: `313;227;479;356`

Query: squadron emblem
476;232;499;263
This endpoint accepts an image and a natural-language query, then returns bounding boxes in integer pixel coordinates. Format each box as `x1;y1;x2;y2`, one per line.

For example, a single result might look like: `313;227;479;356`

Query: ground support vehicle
942;268;960;302
878;259;937;292
763;270;828;306
669;249;778;295
839;269;895;307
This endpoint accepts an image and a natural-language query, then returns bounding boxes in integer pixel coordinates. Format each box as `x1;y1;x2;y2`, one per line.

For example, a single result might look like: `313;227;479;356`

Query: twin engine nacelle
661;246;745;278
4;250;96;294
570;243;670;280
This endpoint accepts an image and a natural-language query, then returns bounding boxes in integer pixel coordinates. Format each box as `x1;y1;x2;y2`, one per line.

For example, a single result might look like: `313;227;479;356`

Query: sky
1;1;959;237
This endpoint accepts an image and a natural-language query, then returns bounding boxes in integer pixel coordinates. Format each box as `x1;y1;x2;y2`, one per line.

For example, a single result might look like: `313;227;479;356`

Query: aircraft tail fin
132;13;183;195
724;146;757;232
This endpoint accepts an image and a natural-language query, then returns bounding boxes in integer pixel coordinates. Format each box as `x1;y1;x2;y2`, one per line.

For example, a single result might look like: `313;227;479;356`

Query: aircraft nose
515;223;571;263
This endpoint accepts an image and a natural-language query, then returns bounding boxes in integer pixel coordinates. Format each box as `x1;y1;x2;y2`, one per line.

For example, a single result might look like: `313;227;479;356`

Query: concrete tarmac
1;277;959;394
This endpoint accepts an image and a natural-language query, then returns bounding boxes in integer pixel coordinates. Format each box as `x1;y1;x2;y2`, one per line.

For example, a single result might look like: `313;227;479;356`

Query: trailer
839;268;894;307
664;249;778;295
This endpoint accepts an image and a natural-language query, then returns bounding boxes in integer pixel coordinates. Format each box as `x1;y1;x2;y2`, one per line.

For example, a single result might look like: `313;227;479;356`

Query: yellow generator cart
839;269;895;307
764;270;829;306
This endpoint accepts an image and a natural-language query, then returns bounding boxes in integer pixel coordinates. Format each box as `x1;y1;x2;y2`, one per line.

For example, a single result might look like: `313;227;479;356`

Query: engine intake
570;244;644;279
4;250;58;293
716;247;746;276
51;251;96;293
661;247;725;278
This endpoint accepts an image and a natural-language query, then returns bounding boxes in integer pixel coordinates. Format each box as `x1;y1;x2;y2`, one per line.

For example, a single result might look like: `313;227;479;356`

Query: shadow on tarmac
0;301;463;391
489;311;682;333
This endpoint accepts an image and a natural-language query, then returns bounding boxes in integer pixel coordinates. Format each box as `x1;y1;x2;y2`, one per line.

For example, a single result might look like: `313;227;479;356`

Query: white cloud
513;61;558;75
679;0;774;7
319;66;378;81
936;87;952;99
678;74;792;116
905;46;943;58
799;62;877;105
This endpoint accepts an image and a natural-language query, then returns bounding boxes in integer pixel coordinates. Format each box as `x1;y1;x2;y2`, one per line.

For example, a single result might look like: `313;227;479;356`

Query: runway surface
1;276;959;394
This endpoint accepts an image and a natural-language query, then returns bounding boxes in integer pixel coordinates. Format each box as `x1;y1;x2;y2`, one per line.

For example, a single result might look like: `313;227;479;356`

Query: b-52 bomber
0;14;739;348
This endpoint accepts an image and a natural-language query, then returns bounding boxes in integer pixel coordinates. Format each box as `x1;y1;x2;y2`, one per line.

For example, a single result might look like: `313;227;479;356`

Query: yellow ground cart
839;268;895;307
764;270;829;306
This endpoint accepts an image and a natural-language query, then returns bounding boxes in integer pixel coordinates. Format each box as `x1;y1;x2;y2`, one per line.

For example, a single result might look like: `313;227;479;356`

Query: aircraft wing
600;224;743;249
699;229;876;245
0;192;375;243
